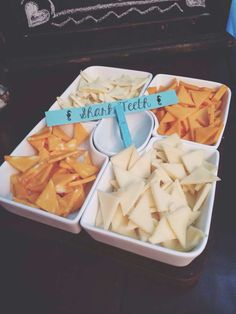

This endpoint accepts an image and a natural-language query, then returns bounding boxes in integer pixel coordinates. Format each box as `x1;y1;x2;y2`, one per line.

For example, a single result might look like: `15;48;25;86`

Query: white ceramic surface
147;74;231;149
0;119;109;233
81;137;220;267
92;111;155;156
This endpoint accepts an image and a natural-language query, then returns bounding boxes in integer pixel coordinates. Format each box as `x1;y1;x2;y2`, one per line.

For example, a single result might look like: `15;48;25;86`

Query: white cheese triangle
137;228;150;242
110;145;135;170
95;207;103;228
149;216;176;244
162;144;183;163
184;191;197;209
151;181;171;212
118;180;145;215
129;150;152;178
185;226;204;251
167;206;191;248
193;183;212;211
129;195;154;234
181;167;220;185
111;215;138;239
162;163;186;180
113;165;142;188
181;150;204;173
127;220;138;230
153;133;180;149
111;205;124;230
188;210;201;226
128;147;140;170
98;191;120;230
141;188;156;208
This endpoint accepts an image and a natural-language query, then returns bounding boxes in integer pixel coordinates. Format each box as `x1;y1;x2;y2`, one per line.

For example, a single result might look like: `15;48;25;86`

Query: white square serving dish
0;119;109;234
80;137;220;266
147;74;231;149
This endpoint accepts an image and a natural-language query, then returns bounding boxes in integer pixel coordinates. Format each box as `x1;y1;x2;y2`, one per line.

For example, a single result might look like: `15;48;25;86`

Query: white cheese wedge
181;166;220;185
128;147;140;170
173;180;187;203
162;239;182;251
98;191;120;230
184;192;197;209
113;165;142;188
129;196;154;234
153;133;180;149
185;226;204;251
137;228;150;242
95;207;103;228
162;163;186;180
141;188;156;208
110;145;135;170
111;215;138;239
127;220;138;230
181;150;204;173
149;216;176;244
167;206;191;248
155;151;167;162
202;160;217;173
188;210;201;226
193;183;212;211
151;181;171;212
111;205;124;230
118;180;145;215
162;144;183;163
148;166;172;186
130;150;152;178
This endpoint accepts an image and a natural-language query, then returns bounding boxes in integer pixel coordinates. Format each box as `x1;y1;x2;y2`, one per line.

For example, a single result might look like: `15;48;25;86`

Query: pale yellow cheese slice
111;205;123;230
167;206;191;248
193;183;212;211
137;228;150;242
127;220;138;230
110;145;135;170
111;215;138;239
128;147;140;170
181;150;204;173
185;226;204;251
162;144;183;163
113;164;142;188
162;163;186;180
153;133;180;150
98;190;120;230
95;207;103;228
149;216;176;244
118;180;145;215
188;210;201;226
151;181;171;212
129;150;152;178
181;167;220;185
129;196;154;234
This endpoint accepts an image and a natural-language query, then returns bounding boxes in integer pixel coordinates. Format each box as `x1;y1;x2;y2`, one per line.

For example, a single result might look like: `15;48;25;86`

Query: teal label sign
45;90;178;127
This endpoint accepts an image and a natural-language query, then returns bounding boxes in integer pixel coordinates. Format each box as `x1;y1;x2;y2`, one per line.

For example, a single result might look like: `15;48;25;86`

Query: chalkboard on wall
18;0;207;34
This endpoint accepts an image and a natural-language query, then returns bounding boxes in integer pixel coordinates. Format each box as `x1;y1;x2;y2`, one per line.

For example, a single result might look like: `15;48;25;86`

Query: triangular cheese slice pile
129;150;152;178
149;216;176;244
113;165;142;188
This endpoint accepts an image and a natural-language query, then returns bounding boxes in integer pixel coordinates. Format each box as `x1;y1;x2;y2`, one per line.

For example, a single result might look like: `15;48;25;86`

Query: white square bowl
147;74;231;149
0;119;109;234
80;137;220;266
49;65;153;111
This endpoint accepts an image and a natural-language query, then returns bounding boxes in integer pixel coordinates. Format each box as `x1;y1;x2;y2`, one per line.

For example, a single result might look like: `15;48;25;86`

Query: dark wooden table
0;47;236;314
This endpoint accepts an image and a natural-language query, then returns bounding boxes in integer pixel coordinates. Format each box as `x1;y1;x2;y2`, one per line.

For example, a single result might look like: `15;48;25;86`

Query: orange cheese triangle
27;138;45;151
166;105;197;119
52;126;71;142
28;127;51;141
36;180;59;214
177;86;194;105
4;155;40;172
66;158;98;178
161;112;176;124
73;123;89;145
195;126;219;144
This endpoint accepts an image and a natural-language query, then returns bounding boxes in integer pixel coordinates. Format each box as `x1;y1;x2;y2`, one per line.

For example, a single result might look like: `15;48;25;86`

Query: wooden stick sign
45;90;178;127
